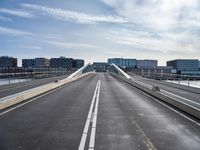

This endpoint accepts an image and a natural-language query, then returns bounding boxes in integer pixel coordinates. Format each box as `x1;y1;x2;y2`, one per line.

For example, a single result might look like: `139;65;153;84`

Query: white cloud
0;15;12;21
41;33;63;41
46;41;98;49
21;3;128;24
106;29;200;54
0;8;35;18
0;26;33;36
101;0;200;55
19;45;42;50
101;0;200;31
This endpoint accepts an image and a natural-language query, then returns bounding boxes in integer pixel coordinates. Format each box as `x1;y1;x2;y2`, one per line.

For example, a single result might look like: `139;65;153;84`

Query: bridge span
0;72;200;150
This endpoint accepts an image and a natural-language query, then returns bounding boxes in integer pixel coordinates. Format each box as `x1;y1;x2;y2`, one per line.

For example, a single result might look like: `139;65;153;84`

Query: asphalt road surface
0;75;69;98
0;73;200;150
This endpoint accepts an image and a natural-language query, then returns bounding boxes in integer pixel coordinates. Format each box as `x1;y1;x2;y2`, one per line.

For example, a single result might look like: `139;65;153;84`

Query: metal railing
128;71;200;87
0;70;75;86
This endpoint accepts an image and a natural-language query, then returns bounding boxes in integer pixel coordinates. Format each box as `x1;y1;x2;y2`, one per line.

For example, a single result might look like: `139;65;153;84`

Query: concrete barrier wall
128;73;200;94
0;72;92;110
146;78;200;95
111;73;200;119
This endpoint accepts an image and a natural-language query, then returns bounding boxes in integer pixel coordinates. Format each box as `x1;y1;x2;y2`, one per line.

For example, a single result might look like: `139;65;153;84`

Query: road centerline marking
89;80;101;150
78;79;101;150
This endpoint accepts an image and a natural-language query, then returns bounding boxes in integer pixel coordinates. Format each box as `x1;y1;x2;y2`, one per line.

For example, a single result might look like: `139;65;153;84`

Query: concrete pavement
0;73;200;150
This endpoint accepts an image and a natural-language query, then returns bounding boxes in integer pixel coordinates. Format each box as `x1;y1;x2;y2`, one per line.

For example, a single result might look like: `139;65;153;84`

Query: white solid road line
89;80;101;150
78;80;101;150
160;89;200;107
134;78;200;107
0;83;34;93
134;86;200;127
0;86;63;116
131;78;200;125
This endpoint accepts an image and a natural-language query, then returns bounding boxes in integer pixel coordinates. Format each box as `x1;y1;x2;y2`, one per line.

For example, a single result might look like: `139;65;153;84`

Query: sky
0;0;200;66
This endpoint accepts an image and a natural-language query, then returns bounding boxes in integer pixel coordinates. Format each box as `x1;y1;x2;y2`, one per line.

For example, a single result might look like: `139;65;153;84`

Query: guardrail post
18;73;20;83
170;74;172;83
8;74;11;85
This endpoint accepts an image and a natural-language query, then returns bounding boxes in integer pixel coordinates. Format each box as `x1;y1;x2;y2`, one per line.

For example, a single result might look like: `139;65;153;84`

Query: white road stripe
160;89;200;106
89;128;96;150
89;80;101;150
131;78;200;124
133;86;200;127
0;83;34;93
0;86;63;116
135;78;200;105
78;80;100;150
134;77;200;107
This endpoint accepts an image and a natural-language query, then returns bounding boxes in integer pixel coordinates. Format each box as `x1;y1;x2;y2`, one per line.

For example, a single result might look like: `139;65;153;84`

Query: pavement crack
131;120;157;150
